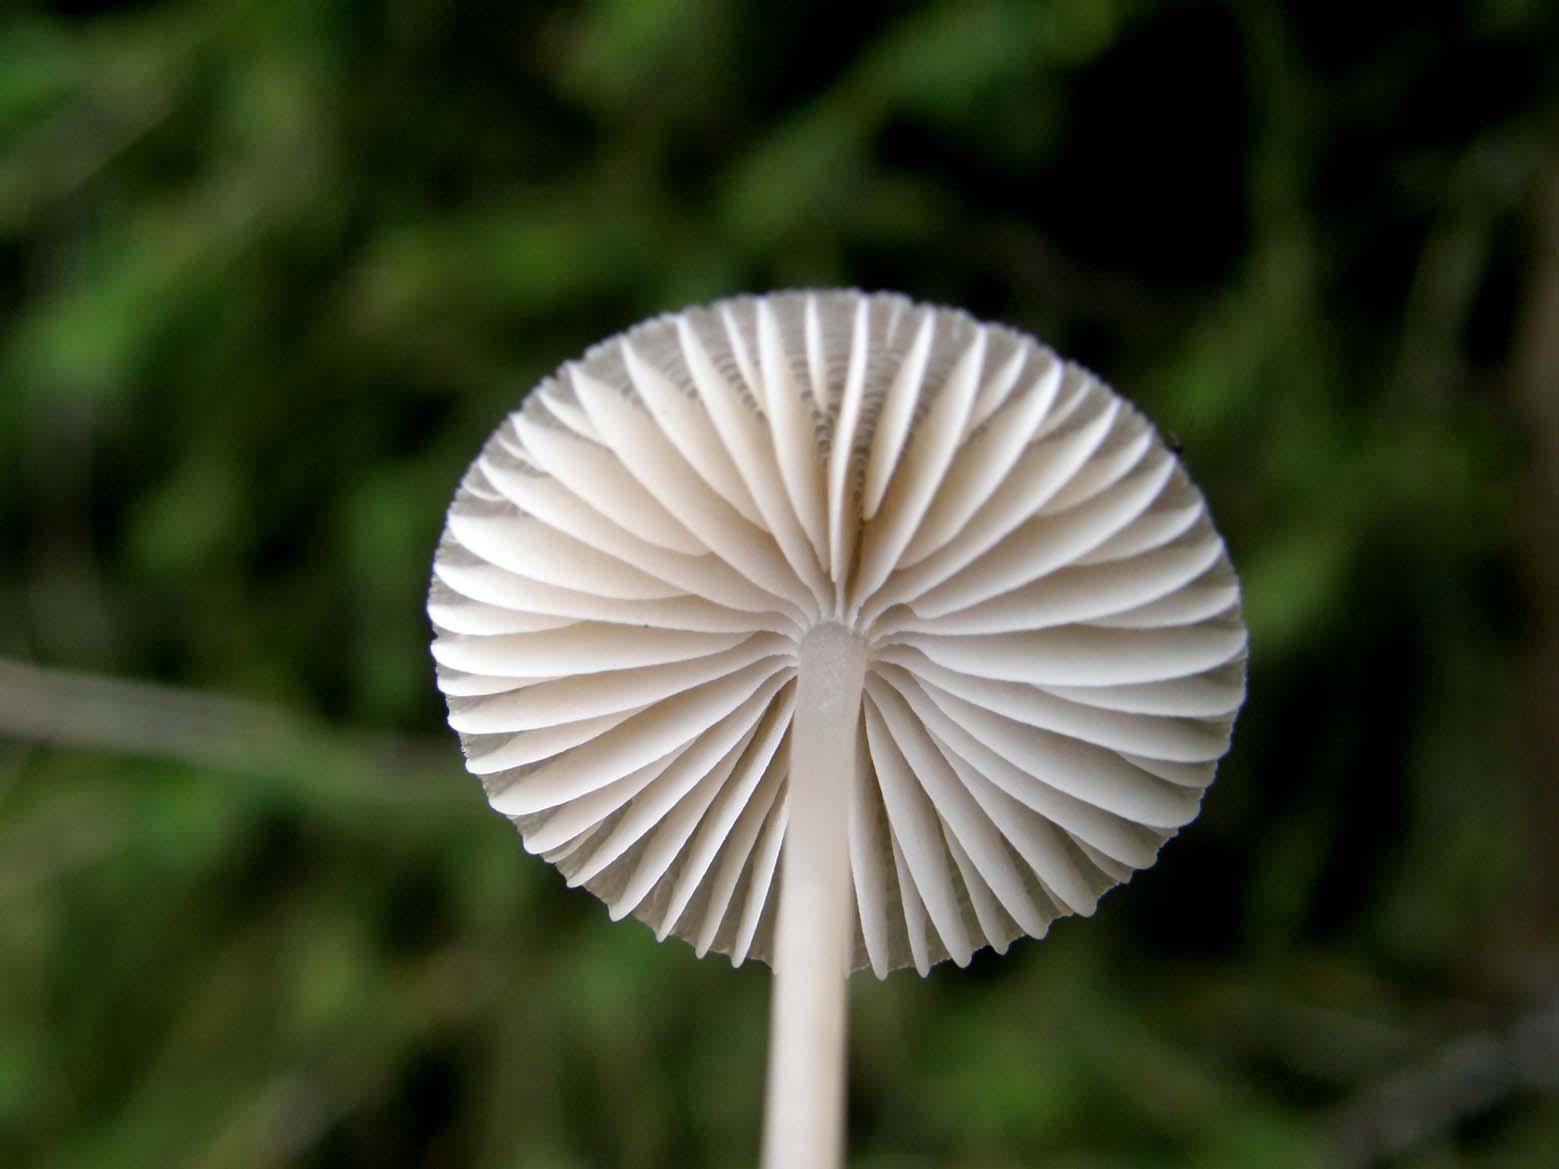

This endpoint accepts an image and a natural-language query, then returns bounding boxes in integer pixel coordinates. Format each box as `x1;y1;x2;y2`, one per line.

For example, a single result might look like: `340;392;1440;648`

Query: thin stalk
760;623;866;1169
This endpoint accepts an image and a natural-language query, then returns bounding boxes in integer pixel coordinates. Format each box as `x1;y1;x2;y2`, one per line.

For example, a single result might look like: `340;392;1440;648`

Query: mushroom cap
429;290;1247;977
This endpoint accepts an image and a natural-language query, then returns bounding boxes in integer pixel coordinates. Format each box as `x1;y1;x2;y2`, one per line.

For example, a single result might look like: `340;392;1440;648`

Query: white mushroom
429;290;1247;1169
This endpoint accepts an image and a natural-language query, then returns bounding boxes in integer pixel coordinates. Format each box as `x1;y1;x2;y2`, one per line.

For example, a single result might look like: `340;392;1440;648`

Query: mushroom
428;290;1246;1168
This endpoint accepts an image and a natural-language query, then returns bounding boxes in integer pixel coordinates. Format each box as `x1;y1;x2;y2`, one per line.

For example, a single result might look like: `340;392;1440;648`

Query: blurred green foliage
2;1;1557;1167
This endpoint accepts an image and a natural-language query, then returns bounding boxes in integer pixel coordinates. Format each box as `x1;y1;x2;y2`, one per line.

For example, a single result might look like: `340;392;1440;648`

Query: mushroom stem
761;622;866;1169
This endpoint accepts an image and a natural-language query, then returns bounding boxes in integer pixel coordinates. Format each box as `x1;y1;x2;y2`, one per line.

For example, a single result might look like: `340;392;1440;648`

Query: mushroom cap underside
430;290;1247;977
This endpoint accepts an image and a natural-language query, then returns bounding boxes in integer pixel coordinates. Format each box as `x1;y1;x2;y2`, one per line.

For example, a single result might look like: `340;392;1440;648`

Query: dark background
2;1;1557;1166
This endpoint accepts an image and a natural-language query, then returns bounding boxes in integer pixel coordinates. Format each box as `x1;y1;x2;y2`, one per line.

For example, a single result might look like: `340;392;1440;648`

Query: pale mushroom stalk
762;622;866;1169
